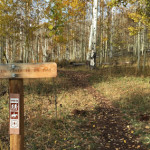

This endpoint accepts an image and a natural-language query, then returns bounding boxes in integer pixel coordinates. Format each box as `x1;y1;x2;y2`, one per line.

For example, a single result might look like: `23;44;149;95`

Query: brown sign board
0;62;57;78
9;94;20;135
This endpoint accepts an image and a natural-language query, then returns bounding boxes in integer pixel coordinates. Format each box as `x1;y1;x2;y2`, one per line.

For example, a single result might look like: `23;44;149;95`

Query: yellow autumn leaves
127;10;149;36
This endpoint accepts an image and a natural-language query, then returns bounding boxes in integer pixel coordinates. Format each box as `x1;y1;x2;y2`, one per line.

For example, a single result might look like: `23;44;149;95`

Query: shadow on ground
0;67;149;149
23;105;147;150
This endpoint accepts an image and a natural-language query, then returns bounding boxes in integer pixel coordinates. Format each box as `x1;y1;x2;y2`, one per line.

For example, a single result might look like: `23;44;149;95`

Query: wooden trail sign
0;62;57;150
0;62;57;78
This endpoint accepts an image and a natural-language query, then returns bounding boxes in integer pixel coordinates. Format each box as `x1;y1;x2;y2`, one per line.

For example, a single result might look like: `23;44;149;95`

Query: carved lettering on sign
0;69;54;73
0;70;6;73
0;63;57;78
26;68;30;72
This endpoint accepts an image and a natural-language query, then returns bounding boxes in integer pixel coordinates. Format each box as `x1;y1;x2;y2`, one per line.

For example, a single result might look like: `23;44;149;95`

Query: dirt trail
59;70;148;150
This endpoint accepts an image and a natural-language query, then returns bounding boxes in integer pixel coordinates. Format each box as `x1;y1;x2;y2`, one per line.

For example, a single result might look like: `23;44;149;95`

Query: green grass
0;66;150;149
0;76;101;149
0;139;8;150
93;75;150;148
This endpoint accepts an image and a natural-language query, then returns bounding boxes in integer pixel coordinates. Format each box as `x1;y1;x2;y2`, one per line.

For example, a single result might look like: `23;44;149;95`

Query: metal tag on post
9;94;20;134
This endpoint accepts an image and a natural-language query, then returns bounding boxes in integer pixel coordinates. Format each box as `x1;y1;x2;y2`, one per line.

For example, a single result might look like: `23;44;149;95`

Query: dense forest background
0;0;149;72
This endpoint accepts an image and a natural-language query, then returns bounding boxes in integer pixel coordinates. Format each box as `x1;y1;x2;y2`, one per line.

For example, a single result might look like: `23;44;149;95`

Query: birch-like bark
23;38;26;63
88;0;98;68
72;31;74;60
141;28;144;56
12;39;16;62
110;7;114;59
0;40;2;63
99;0;104;66
43;38;47;62
5;38;9;63
142;26;147;72
133;35;137;56
137;21;141;71
36;35;39;62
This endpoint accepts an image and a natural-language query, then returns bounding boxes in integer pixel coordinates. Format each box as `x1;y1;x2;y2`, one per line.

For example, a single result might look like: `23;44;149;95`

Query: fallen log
70;62;86;66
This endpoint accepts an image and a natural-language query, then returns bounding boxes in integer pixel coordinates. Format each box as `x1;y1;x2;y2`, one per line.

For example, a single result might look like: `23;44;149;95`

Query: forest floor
0;66;150;150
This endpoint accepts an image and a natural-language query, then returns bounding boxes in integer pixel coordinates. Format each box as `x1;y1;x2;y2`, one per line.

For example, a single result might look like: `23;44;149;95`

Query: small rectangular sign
9;94;20;134
0;62;57;78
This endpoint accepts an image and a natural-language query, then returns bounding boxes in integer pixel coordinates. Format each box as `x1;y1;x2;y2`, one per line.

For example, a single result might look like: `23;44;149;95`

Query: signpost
0;62;57;150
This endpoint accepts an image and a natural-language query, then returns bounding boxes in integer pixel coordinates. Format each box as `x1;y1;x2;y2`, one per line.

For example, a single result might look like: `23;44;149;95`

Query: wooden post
0;62;57;149
9;79;24;150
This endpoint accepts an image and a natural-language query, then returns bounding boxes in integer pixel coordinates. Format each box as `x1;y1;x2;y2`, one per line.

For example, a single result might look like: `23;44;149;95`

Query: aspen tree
88;0;98;68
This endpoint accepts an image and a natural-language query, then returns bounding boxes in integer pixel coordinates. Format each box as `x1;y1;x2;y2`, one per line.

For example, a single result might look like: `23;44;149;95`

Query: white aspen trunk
75;31;77;60
142;26;147;72
88;0;98;68
35;34;38;62
0;43;2;63
20;41;23;61
128;44;130;52
26;47;28;63
70;37;73;60
133;35;137;56
37;36;40;62
89;25;93;51
10;40;13;63
73;34;75;60
32;37;35;63
52;45;54;60
42;37;45;62
6;38;9;63
66;5;70;61
59;45;62;61
99;0;104;66
23;37;26;63
107;5;111;62
23;43;26;63
102;26;105;59
47;37;49;59
58;44;61;61
83;16;86;61
19;25;23;61
105;36;108;62
137;21;141;71
80;22;84;61
141;29;144;56
110;7;114;58
133;36;136;56
68;39;71;60
44;38;47;62
12;39;16;62
31;46;35;63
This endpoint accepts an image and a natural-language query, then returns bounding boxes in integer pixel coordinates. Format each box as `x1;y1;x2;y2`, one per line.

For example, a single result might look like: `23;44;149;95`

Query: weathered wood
0;62;57;78
9;79;24;150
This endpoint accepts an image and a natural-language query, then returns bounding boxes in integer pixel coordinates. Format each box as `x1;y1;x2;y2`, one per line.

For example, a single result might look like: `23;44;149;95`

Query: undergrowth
91;68;150;149
0;66;149;149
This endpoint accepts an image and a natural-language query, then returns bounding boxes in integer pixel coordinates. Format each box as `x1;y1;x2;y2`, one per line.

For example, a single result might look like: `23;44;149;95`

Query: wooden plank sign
0;62;57;150
0;62;57;78
9;94;20;135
